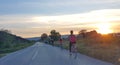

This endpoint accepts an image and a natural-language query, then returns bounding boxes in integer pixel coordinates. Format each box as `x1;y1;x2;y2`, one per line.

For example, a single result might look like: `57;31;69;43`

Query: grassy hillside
0;30;34;57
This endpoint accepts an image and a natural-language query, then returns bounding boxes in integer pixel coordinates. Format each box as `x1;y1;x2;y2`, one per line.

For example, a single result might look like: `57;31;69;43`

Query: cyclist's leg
72;44;76;53
69;42;72;55
70;44;76;56
73;44;77;58
69;42;72;52
74;44;77;52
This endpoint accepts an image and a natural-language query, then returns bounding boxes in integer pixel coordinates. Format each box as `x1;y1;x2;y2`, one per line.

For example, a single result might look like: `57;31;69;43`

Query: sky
0;0;120;38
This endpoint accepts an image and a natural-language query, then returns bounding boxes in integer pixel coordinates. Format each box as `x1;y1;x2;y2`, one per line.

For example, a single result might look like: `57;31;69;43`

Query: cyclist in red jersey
68;30;76;55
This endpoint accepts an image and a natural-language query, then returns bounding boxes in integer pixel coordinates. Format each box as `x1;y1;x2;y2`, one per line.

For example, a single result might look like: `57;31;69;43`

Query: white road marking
31;42;43;60
32;50;38;60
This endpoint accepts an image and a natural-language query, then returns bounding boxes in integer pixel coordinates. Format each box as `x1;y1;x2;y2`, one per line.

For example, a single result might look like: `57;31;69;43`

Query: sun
97;23;113;34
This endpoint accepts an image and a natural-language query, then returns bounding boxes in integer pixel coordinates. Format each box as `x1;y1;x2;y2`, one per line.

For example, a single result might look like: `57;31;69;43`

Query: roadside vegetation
55;38;120;65
0;29;34;58
52;30;120;65
39;29;120;65
76;36;120;65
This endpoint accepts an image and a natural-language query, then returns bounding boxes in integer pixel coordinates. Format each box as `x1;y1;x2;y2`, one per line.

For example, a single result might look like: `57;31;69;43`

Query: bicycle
70;44;77;59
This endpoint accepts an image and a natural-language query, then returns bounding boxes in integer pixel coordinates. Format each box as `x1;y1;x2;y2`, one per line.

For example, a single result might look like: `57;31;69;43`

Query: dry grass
55;35;120;65
77;36;120;65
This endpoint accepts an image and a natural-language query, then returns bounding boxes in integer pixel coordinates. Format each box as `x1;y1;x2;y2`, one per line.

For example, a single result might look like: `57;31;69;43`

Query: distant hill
61;35;69;39
26;37;40;41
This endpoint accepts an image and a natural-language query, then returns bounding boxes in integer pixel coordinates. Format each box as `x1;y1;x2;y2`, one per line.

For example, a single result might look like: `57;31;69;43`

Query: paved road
0;42;113;65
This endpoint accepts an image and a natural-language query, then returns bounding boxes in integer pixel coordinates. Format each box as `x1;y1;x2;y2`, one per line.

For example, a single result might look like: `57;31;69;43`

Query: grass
0;42;34;58
54;35;120;65
0;53;8;58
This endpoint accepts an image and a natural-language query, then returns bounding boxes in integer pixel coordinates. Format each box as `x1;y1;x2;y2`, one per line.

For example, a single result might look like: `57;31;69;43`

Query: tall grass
54;35;120;65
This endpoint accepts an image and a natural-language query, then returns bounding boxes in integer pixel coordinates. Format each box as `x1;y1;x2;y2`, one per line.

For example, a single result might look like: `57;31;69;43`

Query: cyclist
59;38;63;49
68;30;77;55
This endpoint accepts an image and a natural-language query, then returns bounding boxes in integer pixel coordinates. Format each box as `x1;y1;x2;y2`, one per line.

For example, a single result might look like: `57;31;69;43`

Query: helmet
70;30;73;34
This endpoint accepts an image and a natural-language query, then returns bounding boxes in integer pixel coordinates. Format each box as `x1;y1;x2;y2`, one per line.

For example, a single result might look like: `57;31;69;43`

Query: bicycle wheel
72;44;77;59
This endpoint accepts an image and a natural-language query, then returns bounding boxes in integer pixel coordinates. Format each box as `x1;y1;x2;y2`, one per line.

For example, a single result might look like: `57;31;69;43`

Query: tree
50;30;56;35
79;29;87;38
86;30;99;38
49;30;61;41
41;33;48;41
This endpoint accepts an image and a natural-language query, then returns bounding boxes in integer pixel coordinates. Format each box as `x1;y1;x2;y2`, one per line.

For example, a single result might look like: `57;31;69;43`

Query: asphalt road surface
0;42;113;65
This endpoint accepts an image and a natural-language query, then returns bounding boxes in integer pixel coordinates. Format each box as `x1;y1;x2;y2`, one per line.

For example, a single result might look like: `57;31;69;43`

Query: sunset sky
0;0;120;38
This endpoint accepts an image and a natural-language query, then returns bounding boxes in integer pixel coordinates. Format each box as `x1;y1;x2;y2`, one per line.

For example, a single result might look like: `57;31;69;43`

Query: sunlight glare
97;23;113;34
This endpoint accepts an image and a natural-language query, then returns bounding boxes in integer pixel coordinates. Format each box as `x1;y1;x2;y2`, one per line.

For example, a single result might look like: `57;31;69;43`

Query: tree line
40;29;102;42
40;30;61;43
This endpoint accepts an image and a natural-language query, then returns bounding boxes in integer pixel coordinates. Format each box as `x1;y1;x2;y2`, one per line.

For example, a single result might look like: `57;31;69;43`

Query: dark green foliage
78;29;87;38
41;33;48;41
49;30;61;41
0;29;34;57
78;30;101;38
0;30;30;48
40;33;50;43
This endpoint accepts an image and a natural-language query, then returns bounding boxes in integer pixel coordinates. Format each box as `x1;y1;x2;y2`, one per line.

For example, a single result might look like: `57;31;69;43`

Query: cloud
0;0;119;15
0;9;120;37
1;0;119;9
18;0;119;9
31;9;120;24
1;9;120;28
